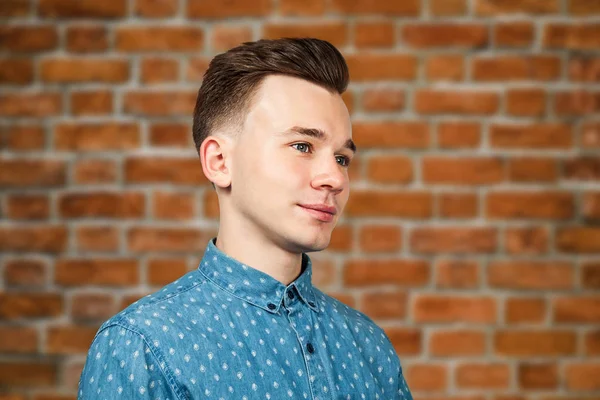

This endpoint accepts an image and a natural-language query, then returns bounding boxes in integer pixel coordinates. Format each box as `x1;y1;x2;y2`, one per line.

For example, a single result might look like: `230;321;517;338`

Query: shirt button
306;342;314;353
287;291;294;299
267;303;276;310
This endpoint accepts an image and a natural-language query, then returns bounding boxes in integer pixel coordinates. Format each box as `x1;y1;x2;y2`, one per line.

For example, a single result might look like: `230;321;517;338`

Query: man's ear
199;135;233;189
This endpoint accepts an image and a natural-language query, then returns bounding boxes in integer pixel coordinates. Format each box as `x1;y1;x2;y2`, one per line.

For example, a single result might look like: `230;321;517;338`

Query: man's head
193;38;354;253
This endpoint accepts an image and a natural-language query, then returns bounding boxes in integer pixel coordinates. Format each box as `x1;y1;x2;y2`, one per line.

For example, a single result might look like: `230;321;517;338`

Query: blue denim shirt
78;237;412;399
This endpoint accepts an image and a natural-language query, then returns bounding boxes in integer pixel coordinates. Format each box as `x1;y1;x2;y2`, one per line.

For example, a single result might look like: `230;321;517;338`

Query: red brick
556;227;600;253
438;193;478;218
0;226;67;253
486;191;573;219
384;327;422;355
54;122;139;151
75;226;119;252
330;0;419;15
0;327;38;353
423;157;504;185
425;54;464;81
456;363;510;389
124;91;196;116
565;363;600;390
362;88;405;111
74;159;117;184
476;0;559;15
569;56;600;82
0;362;56;386
411;227;497;254
585;330;600;355
429;0;467;15
128;227;205;252
39;0;126;17
494;22;534;47
360;291;407;319
435;260;479;288
0;293;62;319
0;159;65;187
345;190;432;218
153;191;195;220
406;364;448;391
415;90;499;115
352;121;429;148
147;258;188;285
504;227;549;255
564;157;600;180
518;363;558;389
55;259;138;286
0;92;62;117
149;123;190;147
46;325;97;354
59;192;145;219
430;329;485;356
489;261;574;290
402;24;488;48
70;90;112;116
584;192;600;220
437;122;480;148
354;21;394;48
508;157;556;183
367;156;412;183
490;123;572;149
343;259;429;287
554;90;600;116
184;57;208;82
311;258;336;287
327;226;351;252
582;262;600;289
358;225;402;253
0;59;34;84
263;22;347;47
544;23;600;50
0;0;30;16
553;296;600;323
70;293;115;322
116;27;204;51
569;0;600;14
346;54;417;81
125;156;207;185
211;24;252;51
506;88;546;116
279;0;325;15
326;292;355;308
582;122;600;148
66;25;108;53
6;194;49;220
0;25;58;52
140;57;179;83
474;55;560;81
41;58;128;83
1;125;45;151
3;259;46;287
505;297;546;324
494;330;577;356
134;0;177;17
187;0;270;17
415;296;497;323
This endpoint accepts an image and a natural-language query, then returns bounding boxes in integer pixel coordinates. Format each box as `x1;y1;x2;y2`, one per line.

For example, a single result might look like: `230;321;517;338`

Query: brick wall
1;0;599;398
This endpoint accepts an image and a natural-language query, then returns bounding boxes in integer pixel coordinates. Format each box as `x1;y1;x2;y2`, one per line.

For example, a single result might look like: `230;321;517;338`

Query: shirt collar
197;237;319;314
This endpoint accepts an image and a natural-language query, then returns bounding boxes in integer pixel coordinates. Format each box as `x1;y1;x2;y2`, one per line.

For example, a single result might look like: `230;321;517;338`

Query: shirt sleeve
397;366;413;400
78;323;179;400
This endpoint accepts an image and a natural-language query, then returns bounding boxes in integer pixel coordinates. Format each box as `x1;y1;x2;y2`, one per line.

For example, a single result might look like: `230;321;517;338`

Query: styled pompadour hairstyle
192;37;349;164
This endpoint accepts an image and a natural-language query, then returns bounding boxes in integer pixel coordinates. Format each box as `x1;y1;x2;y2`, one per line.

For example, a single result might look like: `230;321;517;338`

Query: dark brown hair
192;37;349;160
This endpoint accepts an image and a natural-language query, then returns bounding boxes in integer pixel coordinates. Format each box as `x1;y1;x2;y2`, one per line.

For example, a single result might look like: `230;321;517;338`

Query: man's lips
298;204;337;215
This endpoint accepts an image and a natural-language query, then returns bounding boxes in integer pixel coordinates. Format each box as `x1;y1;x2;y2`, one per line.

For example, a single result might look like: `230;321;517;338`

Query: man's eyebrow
285;126;357;154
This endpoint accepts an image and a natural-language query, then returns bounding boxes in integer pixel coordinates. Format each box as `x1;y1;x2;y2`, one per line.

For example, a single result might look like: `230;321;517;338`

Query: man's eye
292;143;311;153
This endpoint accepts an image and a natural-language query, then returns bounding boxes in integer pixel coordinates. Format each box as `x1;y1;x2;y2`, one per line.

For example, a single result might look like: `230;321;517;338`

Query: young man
78;38;412;399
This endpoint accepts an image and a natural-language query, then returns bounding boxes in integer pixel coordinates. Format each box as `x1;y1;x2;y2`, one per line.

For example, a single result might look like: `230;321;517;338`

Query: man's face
227;74;353;253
